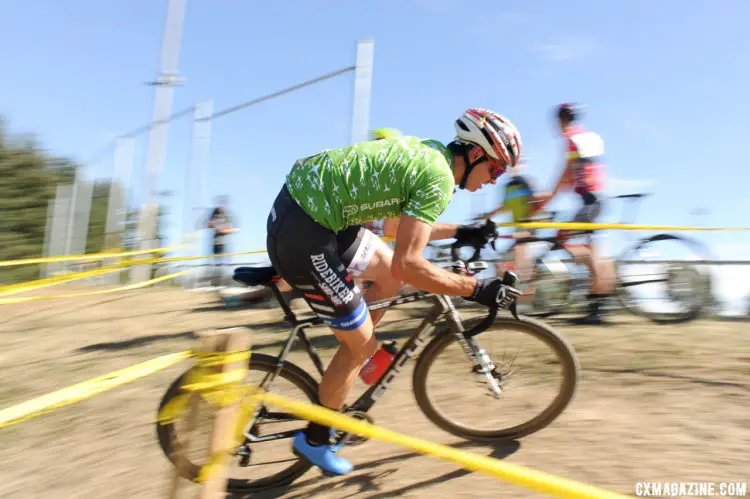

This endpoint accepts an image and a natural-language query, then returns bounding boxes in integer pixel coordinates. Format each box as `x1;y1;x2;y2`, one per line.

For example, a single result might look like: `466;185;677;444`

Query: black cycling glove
467;276;522;309
454;219;497;247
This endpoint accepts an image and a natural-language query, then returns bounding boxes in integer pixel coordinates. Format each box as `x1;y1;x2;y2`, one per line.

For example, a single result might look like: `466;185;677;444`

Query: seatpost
268;281;298;324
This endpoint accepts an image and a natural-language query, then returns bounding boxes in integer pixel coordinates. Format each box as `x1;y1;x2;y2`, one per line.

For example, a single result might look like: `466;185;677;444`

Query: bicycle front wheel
412;314;579;442
156;353;319;492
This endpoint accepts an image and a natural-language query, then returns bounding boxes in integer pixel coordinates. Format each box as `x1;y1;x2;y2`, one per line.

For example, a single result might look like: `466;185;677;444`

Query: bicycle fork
439;296;503;399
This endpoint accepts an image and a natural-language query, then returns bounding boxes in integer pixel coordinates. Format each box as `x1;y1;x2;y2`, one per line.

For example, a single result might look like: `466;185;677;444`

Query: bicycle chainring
334;410;374;446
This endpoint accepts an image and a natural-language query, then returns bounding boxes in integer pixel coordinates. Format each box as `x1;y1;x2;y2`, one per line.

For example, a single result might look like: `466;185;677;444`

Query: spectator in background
207;195;238;287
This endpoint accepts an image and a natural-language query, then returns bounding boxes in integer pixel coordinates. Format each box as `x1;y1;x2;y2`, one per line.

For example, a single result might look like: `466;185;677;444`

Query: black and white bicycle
156;260;580;492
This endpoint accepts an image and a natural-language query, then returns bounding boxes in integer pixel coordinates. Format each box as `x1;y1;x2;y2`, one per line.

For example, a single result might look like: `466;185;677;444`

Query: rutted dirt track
1;288;748;498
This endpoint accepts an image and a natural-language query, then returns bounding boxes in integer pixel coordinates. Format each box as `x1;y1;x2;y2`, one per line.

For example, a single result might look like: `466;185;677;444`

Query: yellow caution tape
0;270;190;305
0;248;270;300
495;221;750;231
0;264;126;297
0;232;198;268
149;249;268;264
0;351;193;429
256;392;632;499
0;246;167;267
379;221;749;247
0;254;177;297
194;350;252;368
157;350;252;424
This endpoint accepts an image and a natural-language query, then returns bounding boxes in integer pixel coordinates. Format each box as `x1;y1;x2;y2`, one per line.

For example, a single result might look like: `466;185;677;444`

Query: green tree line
0;117;167;285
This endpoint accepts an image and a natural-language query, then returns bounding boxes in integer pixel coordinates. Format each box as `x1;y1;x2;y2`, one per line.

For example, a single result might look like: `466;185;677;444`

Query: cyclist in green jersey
266;108;523;476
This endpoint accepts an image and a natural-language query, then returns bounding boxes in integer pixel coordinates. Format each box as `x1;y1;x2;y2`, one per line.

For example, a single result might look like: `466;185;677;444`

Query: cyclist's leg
211;243;224;287
574;195;615;294
589;237;616;296
565;194;601;272
566;194;614;320
266;186;374;475
339;227;402;326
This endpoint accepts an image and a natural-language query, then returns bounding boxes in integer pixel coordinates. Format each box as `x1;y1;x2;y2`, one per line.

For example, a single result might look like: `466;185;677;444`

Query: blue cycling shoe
292;431;353;476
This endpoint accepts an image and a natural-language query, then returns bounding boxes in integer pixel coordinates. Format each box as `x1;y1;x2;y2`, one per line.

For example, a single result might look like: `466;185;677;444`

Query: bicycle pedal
236;444;252;467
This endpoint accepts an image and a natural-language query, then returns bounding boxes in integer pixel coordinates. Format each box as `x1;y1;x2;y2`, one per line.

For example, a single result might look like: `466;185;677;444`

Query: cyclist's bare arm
382;218;399;238
391;215;476;297
537;159;574;209
383;217;458;242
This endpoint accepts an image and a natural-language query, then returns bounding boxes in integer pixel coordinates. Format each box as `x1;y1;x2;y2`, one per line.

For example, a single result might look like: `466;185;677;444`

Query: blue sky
2;0;749;309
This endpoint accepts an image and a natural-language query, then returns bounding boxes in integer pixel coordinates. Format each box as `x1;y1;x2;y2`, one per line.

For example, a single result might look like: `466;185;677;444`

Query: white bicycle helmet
454;108;523;167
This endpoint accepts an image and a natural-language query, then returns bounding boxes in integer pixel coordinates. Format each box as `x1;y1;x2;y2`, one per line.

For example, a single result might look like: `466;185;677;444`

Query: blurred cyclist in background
534;103;616;324
476;157;541;308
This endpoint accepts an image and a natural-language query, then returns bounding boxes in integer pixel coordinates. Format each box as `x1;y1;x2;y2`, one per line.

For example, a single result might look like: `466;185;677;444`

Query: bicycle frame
240;275;501;446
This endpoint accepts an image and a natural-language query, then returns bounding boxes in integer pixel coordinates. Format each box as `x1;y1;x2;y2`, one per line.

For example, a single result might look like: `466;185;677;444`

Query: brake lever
499;271;522;320
509;299;519;320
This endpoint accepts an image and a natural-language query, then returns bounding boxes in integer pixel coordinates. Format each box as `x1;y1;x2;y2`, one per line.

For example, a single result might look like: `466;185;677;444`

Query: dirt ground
0;287;748;499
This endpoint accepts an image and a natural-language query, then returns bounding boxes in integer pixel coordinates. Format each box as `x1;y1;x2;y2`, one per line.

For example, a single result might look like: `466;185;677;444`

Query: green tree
0;115;178;286
0;119;77;284
0;117;125;285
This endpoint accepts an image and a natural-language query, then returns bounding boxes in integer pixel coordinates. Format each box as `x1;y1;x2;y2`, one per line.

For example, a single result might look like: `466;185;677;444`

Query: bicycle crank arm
243;428;301;443
620;277;668;287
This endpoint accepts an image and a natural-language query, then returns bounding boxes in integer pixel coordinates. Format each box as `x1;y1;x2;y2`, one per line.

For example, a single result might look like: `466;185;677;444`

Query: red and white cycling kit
564;125;606;222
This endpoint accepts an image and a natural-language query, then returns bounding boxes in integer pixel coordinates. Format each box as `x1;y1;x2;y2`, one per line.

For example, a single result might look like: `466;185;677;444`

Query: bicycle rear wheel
156;353;318;492
412;315;579;442
616;234;712;324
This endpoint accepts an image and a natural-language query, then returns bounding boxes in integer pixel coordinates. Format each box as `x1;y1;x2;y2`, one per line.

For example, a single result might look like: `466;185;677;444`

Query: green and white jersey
285;136;455;233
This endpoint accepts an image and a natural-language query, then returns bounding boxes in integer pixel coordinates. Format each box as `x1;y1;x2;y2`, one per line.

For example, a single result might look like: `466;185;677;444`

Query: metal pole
181;100;213;288
102;138;136;284
63;171;80;258
184;100;213;237
40;200;55;279
71;177;93;256
350;38;375;145
49;184;72;277
196;101;213;228
105;137;136;251
133;0;188;283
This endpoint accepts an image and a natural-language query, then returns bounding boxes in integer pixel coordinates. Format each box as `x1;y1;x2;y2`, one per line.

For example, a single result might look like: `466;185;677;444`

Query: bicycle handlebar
447;252;522;320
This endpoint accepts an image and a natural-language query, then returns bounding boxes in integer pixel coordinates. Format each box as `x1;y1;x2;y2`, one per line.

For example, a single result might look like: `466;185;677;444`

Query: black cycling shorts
266;185;379;330
572;191;604;224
